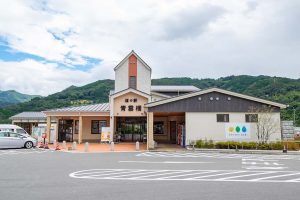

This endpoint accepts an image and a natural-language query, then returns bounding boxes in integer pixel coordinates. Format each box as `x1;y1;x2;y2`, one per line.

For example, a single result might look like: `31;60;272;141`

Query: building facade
42;51;286;149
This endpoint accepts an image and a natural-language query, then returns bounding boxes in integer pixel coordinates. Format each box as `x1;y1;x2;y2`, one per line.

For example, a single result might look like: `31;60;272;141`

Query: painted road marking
70;169;300;183
0;149;53;156
251;172;300;181
119;161;213;164
137;152;300;160
216;171;277;180
241;158;287;170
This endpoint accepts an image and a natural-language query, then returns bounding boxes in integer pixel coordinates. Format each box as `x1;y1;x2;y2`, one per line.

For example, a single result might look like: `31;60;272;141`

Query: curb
186;147;300;155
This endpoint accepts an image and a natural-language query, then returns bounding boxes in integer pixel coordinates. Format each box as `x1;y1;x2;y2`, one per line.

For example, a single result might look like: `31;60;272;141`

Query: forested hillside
0;75;299;125
0;90;40;108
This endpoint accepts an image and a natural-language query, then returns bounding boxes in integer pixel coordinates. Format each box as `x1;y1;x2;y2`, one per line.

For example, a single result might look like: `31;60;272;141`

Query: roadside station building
43;51;286;149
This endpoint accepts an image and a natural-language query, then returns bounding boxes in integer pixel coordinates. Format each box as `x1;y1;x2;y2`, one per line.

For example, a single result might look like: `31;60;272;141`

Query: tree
249;106;280;144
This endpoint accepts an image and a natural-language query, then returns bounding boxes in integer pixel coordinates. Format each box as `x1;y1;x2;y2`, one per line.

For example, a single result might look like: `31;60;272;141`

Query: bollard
110;141;115;151
62;141;66;149
73;141;77;150
53;140;57;150
44;140;49;149
283;143;287;153
136;141;140;151
84;142;89;152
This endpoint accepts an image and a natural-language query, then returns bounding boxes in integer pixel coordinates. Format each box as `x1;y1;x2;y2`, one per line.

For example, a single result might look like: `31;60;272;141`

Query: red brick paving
48;142;147;152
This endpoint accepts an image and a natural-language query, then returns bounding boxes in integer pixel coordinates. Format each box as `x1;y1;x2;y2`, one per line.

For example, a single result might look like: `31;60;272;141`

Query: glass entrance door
58;120;73;142
116;117;147;142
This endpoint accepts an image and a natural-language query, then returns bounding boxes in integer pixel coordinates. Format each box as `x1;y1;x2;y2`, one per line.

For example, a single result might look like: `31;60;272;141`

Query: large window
129;76;136;89
217;114;230;122
154;121;164;135
91;120;107;134
245;114;258;123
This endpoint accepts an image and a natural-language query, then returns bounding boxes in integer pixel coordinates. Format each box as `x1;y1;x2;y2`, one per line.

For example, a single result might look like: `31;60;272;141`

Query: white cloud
0;0;299;95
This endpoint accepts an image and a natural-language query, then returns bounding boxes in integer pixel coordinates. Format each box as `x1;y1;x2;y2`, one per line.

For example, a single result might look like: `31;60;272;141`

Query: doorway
58;120;73;142
116;117;147;142
170;121;177;144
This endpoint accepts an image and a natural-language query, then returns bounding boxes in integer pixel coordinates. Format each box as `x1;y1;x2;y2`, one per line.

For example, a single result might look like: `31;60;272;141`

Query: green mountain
0;90;40;108
0;75;299;125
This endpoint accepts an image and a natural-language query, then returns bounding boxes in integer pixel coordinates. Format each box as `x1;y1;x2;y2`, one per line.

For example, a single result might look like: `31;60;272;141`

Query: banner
225;123;251;139
101;127;111;142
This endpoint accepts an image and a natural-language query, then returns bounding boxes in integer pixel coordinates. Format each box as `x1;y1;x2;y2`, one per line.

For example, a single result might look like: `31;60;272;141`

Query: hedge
192;140;296;150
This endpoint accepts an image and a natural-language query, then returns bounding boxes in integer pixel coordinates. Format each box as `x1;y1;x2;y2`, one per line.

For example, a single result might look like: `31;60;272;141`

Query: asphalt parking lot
1;149;300;200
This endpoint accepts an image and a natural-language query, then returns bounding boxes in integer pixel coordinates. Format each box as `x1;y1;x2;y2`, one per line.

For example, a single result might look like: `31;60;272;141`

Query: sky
0;0;299;96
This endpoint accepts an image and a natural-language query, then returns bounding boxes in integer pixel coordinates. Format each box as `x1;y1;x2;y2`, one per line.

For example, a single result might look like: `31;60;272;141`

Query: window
217;114;229;122
136;105;142;111
245;114;258;123
16;129;27;134
129;76;136;89
133;98;137;103
128;105;134;111
125;99;129;103
91;120;107;134
9;132;19;137
154;121;164;135
0;132;9;137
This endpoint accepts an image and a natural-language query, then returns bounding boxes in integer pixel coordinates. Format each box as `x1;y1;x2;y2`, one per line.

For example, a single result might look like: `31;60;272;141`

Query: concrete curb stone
186;147;300;155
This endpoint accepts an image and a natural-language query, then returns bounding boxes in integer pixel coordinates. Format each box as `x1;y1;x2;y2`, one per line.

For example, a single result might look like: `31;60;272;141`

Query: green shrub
195;139;215;149
195;139;204;148
194;140;298;151
270;142;283;150
215;141;228;149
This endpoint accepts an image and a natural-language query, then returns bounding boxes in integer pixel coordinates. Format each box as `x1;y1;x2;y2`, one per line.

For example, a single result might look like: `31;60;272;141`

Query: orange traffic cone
44;141;49;149
55;142;61;151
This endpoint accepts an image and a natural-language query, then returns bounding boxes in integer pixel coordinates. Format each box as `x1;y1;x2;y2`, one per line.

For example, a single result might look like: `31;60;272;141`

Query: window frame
216;114;230;122
91;120;107;134
153;121;165;135
245;114;258;123
129;76;137;89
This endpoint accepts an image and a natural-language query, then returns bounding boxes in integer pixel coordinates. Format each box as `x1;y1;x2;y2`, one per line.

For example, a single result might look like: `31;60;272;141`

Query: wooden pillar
55;117;59;141
147;112;154;150
78;116;83;144
46;116;51;143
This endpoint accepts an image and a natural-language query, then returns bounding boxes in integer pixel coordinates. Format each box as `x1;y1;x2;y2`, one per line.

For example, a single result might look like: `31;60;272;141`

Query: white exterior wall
137;59;151;94
185;112;282;144
114;60;128;93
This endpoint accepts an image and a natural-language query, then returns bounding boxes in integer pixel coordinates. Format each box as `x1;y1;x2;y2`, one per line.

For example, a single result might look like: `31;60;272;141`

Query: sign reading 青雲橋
225;123;251;139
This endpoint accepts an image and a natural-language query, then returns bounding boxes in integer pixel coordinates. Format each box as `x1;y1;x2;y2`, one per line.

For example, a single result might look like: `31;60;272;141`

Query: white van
0;124;29;136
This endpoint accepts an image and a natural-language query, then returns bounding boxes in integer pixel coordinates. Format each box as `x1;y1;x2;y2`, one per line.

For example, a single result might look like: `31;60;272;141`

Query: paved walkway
47;142;147;152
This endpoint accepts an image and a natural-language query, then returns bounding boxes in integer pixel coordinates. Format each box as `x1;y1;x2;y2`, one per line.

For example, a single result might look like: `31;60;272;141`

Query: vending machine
177;123;186;147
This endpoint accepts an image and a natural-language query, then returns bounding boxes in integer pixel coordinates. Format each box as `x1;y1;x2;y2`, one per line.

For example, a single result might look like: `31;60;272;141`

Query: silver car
0;132;37;149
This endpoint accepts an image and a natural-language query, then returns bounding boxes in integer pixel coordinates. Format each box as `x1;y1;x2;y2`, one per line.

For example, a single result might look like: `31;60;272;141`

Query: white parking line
217;171;277;180
137;152;300;160
119;161;213;164
70;169;300;183
189;171;245;180
159;171;217;180
0;149;53;156
251;172;300;181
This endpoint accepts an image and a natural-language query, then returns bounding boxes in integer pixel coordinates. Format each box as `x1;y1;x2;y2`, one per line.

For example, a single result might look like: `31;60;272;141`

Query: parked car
0;132;37;149
0;124;29;136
